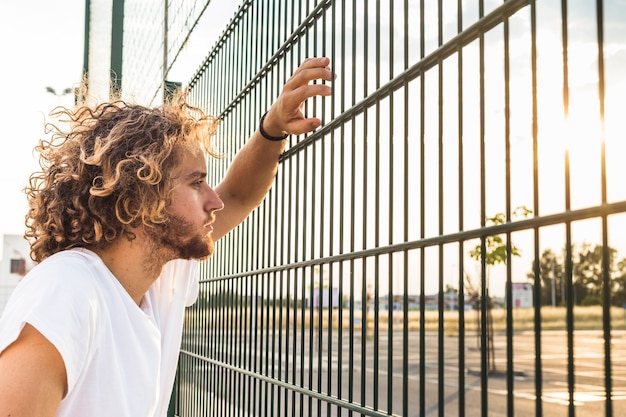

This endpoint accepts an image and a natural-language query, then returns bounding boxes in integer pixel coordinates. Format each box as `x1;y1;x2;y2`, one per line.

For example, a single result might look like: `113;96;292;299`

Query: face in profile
145;146;223;261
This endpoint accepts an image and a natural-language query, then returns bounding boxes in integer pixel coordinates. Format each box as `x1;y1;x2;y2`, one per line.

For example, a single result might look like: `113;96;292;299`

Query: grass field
189;305;626;336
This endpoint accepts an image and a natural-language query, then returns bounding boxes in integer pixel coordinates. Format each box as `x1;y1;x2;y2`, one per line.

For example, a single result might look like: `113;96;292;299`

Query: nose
205;185;224;212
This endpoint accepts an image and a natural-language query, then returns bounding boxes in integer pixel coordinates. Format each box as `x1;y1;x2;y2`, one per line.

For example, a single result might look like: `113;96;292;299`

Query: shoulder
18;249;102;300
1;249;105;333
0;250;108;395
0;249;109;395
0;249;108;352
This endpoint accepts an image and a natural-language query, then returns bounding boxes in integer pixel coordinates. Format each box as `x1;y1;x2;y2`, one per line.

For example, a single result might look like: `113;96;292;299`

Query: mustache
204;211;217;226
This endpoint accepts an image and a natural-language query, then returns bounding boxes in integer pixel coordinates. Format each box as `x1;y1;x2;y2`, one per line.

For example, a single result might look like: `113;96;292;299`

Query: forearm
216;127;286;209
211;117;287;240
211;57;333;240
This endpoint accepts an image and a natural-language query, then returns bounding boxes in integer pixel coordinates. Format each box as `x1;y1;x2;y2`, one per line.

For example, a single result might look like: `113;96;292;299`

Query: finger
285;67;334;93
286;58;317;80
292;57;330;74
285;117;322;136
286;58;333;87
281;84;332;111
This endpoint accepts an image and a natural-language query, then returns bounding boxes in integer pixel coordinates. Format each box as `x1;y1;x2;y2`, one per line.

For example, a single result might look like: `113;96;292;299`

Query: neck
94;234;170;305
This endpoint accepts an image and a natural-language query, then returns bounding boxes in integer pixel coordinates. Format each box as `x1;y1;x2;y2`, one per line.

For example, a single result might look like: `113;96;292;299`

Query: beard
146;214;214;261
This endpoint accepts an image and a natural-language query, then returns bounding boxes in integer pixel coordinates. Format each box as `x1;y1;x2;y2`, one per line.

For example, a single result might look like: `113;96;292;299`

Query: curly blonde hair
24;94;219;263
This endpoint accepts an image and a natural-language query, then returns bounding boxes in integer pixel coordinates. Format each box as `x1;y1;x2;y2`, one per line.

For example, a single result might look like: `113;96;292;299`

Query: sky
0;0;85;252
0;0;624;298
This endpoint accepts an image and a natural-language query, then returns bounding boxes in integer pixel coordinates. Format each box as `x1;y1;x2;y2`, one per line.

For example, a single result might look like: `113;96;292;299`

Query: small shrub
581;295;602;306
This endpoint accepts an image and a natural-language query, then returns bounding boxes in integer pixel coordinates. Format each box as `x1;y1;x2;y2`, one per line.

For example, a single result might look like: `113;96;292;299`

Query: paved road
177;329;626;416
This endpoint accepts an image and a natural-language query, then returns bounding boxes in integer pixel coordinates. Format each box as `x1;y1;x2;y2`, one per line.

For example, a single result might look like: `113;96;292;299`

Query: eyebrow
172;170;206;183
186;171;207;180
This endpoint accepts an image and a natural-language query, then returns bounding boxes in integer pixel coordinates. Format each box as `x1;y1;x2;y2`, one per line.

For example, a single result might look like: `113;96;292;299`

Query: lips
204;213;216;232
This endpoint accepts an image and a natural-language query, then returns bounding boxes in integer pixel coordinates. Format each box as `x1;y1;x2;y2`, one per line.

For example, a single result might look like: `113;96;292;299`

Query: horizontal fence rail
167;0;626;416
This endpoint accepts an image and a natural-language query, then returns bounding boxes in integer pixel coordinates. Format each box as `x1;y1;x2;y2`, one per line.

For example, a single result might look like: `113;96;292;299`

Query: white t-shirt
0;248;199;417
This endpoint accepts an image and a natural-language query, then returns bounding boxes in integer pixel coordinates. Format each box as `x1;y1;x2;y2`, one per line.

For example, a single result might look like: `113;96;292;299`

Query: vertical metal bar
325;3;336;413
235;17;244;411
232;18;239;120
403;1;409;415
335;0;345;414
503;12;515;417
316;7;327;417
271;173;279;413
373;0;382;412
209;280;217;416
242;42;251;414
297;36;305;412
290;52;297;417
236;262;243;416
419;0;426;414
349;1;357;415
251;245;259;416
262;210;269;412
276;25;285;417
308;11;318;413
301;5;313;414
230;280;236;416
437;0;445;415
110;0;124;95
220;279;227;417
214;237;220;416
246;271;254;417
268;8;278;416
212;281;222;414
163;0;168;89
281;12;293;410
456;0;466;414
241;84;250;416
83;0;91;83
361;0;370;412
259;30;268;413
594;0;612;415
224;35;231;120
284;151;293;414
387;0;395;413
303;132;310;417
226;38;235;412
528;1;543;416
349;138;356;417
478;0;488;412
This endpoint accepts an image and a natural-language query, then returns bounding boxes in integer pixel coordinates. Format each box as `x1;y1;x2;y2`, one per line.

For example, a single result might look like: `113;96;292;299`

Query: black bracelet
259;112;289;141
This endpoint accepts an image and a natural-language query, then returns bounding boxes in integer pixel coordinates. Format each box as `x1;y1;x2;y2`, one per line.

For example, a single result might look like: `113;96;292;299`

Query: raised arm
211;57;334;240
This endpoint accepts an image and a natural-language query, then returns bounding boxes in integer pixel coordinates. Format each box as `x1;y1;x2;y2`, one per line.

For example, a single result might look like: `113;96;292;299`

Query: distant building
306;286;340;308
348;292;473;312
0;235;34;315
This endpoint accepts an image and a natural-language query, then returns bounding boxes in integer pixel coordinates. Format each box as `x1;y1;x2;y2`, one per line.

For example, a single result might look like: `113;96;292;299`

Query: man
0;57;333;417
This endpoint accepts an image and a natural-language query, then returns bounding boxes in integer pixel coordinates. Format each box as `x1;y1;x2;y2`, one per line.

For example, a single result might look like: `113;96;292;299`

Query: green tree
467;205;531;372
527;249;565;306
611;257;626;307
528;243;623;306
573;243;615;302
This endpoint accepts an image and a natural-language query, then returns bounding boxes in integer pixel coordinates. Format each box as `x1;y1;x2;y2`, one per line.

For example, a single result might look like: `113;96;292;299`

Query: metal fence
169;0;626;416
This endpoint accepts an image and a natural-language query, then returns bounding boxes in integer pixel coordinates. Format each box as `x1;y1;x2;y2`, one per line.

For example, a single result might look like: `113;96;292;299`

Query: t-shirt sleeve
0;258;98;395
159;259;200;307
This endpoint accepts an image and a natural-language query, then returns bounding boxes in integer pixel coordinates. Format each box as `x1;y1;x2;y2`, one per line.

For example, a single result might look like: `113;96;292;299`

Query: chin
177;235;214;260
148;214;217;261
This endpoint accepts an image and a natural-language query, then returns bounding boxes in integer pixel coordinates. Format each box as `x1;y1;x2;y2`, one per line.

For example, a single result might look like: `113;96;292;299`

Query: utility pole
551;259;556;307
